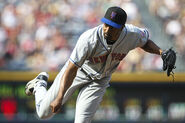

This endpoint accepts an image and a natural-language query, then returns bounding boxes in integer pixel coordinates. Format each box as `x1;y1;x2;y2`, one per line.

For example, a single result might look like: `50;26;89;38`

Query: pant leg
35;68;90;119
35;80;47;116
74;80;110;123
34;70;64;119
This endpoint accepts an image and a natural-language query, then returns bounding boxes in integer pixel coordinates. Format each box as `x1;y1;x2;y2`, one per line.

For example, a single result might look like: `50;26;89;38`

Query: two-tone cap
101;6;127;29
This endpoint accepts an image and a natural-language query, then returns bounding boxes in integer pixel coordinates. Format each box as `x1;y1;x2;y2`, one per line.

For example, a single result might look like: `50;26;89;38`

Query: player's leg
25;69;88;119
25;71;63;119
74;80;110;123
36;74;86;119
34;71;63;119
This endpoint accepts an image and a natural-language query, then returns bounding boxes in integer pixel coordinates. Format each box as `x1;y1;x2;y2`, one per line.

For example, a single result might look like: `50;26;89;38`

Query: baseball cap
101;7;127;29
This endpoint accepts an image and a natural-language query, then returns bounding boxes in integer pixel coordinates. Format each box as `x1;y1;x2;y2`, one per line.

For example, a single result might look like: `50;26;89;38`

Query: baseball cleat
25;72;49;96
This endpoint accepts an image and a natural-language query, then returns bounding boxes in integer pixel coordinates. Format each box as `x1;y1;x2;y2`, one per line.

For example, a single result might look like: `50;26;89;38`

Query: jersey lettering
94;57;100;63
89;53;126;64
99;55;107;63
89;54;107;64
112;53;126;61
119;53;126;60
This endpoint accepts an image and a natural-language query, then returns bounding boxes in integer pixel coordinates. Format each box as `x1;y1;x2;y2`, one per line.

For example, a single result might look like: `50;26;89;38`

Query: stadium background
0;0;185;122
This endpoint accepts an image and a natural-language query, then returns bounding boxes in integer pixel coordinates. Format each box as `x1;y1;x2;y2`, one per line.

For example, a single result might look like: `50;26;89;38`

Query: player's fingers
50;104;56;113
50;104;54;113
55;107;61;114
53;106;61;113
50;104;60;113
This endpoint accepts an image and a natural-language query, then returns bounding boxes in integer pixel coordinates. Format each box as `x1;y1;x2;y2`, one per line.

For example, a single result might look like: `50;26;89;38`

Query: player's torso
81;24;140;79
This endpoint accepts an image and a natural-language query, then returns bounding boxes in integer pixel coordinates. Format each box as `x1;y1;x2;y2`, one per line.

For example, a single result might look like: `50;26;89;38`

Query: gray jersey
32;24;149;122
70;24;149;80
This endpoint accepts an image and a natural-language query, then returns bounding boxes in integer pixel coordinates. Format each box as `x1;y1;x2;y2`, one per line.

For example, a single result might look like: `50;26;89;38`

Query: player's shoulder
125;24;146;34
80;25;100;40
125;24;149;41
77;25;101;48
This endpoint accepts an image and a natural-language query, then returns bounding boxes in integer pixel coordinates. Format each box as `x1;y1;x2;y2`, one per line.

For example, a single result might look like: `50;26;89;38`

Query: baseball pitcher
25;6;176;123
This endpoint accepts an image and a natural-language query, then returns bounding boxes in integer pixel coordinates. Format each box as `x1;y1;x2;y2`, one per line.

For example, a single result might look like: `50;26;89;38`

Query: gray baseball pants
34;66;110;123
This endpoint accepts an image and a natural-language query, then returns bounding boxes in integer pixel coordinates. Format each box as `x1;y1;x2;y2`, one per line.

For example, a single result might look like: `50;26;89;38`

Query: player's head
101;6;127;29
101;7;127;44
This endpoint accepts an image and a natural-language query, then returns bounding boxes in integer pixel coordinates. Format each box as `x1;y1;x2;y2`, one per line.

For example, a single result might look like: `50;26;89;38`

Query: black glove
161;48;176;76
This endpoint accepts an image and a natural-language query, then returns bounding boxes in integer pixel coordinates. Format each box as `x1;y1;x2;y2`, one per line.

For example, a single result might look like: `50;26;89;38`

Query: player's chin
104;35;112;40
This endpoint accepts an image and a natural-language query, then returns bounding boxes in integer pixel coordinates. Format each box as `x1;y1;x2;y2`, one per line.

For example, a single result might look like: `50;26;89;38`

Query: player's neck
106;39;116;45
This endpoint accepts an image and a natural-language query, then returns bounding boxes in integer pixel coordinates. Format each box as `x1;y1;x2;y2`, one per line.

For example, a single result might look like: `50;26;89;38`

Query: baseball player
25;6;176;123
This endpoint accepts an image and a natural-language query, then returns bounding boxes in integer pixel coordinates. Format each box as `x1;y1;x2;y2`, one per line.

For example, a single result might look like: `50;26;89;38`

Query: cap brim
101;18;122;29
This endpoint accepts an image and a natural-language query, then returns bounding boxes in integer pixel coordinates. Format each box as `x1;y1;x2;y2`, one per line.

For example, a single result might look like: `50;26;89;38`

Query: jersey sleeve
136;27;149;47
69;33;91;67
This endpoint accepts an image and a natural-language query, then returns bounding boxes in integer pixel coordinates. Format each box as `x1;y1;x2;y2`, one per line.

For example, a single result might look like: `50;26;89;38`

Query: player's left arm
141;39;163;55
141;39;176;76
136;26;176;76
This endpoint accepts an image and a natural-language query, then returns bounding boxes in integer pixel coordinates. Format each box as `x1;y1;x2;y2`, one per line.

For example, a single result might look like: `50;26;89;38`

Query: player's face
103;23;123;43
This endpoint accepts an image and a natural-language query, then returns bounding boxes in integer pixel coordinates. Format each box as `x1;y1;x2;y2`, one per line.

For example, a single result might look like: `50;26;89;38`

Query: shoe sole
25;72;49;96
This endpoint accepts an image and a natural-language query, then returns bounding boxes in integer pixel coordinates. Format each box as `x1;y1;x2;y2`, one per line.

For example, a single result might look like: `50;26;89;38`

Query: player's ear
119;25;124;31
121;25;125;30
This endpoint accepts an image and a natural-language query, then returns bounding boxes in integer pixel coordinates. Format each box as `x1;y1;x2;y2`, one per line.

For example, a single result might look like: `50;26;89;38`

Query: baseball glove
161;48;176;76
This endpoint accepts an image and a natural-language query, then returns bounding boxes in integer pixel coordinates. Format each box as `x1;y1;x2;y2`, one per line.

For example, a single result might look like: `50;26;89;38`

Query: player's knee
75;114;93;123
37;110;53;120
37;112;47;119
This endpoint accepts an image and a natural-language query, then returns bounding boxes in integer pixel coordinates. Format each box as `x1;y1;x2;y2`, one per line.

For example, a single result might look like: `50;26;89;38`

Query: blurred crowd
149;0;185;63
0;0;184;72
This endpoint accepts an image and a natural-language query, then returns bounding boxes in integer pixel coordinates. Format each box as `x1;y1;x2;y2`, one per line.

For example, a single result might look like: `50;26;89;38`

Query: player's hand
161;48;176;76
50;98;62;113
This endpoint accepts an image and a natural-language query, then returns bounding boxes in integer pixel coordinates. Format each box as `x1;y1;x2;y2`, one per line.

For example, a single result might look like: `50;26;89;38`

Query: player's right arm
50;61;78;113
50;30;93;113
